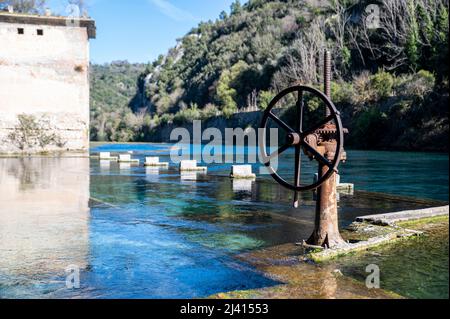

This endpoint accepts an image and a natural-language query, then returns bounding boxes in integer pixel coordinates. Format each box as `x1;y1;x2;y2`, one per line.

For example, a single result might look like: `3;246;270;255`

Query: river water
0;144;448;299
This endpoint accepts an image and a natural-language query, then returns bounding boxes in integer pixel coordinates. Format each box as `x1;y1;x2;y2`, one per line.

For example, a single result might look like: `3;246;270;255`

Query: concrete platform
305;206;449;262
356;206;449;226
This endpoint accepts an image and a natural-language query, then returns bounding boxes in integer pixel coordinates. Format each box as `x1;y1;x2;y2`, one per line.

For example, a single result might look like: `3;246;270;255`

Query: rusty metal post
307;50;345;248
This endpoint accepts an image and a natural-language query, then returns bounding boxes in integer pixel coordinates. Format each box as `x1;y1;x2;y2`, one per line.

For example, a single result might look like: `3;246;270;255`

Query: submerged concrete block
179;160;207;172
313;173;354;195
230;165;256;179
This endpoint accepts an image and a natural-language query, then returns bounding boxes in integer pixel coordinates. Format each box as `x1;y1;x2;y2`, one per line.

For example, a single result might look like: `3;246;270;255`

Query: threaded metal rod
324;50;332;116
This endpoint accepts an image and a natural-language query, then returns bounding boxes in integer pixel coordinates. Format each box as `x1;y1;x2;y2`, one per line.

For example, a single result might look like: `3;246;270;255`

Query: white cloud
149;0;196;22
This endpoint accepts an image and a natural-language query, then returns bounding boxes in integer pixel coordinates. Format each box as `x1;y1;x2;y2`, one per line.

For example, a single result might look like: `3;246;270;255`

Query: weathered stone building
0;12;95;154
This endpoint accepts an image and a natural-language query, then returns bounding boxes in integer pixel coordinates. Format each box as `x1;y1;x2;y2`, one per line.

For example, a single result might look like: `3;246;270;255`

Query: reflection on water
0;158;90;298
0;145;448;299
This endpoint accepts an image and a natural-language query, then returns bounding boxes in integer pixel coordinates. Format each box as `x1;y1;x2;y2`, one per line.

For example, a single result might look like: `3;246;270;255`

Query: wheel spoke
269;112;295;133
294;145;302;187
296;90;304;133
265;143;291;164
301;142;333;168
294;90;304;190
293;144;302;208
302;115;334;137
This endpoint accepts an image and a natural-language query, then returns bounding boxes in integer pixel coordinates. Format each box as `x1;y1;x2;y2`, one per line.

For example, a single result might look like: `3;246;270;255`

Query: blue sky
48;0;244;64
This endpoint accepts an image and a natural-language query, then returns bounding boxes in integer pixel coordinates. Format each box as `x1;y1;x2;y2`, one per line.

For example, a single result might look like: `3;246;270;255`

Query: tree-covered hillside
90;0;449;151
90;61;148;141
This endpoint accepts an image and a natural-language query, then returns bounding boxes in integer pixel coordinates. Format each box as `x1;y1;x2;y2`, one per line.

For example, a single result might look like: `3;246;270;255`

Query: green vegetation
90;61;150;142
7;114;66;153
0;0;46;13
90;0;449;151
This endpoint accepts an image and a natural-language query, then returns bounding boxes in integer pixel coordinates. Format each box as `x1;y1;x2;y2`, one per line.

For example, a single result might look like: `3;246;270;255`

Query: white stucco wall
0;21;90;153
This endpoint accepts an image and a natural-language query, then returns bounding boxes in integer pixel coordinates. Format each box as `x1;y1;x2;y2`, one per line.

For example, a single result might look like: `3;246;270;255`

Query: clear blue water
0;144;448;299
94;143;449;202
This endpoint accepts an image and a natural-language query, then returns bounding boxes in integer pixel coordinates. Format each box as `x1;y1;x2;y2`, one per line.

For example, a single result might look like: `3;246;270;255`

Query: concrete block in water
98;152;118;161
118;154;140;164
230;165;256;179
336;183;355;194
179;160;207;172
144;157;169;167
100;152;110;159
336;174;354;193
313;173;354;195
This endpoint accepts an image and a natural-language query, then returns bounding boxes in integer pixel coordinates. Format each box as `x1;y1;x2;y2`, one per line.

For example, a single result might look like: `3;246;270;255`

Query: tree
230;0;242;15
219;10;228;20
405;1;420;71
215;61;249;117
0;0;46;14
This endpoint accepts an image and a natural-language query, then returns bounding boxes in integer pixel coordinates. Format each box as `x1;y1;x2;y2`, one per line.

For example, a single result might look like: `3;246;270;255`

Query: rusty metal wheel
259;85;344;193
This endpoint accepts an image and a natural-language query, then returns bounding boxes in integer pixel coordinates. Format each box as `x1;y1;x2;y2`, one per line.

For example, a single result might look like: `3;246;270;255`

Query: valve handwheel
259;85;344;198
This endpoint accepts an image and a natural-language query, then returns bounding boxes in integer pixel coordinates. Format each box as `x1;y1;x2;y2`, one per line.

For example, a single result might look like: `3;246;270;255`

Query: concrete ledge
308;227;423;263
356;206;449;226
306;205;449;262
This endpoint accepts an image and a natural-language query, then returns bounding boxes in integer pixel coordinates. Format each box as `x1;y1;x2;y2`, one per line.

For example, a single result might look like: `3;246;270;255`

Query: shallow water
0;144;448;299
332;222;449;299
93;143;449;202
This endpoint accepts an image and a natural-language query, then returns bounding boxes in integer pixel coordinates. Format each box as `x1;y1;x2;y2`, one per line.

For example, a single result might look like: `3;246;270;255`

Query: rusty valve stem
324;50;332;118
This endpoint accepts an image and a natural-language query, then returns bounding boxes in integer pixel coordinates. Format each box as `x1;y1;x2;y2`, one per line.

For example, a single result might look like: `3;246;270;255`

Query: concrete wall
0;22;90;154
